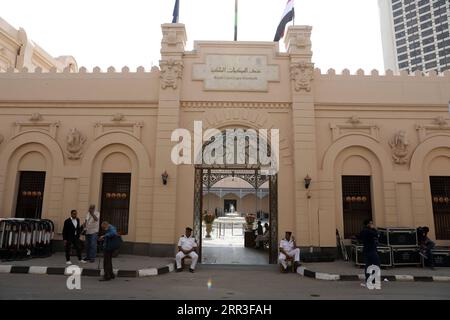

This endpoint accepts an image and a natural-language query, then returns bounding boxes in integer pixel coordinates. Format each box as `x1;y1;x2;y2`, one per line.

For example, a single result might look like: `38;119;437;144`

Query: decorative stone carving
66;128;86;160
389;130;409;164
416;117;450;142
434;116;447;127
290;62;314;92
112;113;125;122
30;113;43;122
330;120;380;142
160;59;183;89
348;116;361;126
291;34;312;52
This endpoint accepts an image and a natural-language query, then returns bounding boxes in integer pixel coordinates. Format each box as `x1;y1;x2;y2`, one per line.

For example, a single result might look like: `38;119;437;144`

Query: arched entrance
192;128;279;264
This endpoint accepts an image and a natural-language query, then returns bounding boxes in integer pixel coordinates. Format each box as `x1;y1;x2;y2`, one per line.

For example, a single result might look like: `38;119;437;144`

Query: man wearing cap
279;231;300;272
175;227;198;273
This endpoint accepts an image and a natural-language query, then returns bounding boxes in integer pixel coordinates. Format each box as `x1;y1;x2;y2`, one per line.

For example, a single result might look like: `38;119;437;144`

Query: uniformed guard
278;231;300;272
175;227;198;273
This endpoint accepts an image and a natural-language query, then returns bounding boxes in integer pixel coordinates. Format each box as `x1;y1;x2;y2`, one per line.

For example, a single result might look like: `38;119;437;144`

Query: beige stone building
0;21;449;263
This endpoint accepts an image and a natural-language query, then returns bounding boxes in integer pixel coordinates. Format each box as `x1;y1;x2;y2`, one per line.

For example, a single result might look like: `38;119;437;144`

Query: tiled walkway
201;225;269;265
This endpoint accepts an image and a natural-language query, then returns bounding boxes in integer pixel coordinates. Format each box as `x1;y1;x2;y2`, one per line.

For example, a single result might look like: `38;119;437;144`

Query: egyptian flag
274;0;295;42
172;0;180;23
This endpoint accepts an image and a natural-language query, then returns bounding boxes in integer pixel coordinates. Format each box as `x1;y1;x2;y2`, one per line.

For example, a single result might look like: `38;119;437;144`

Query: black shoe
176;268;183;273
281;267;288;273
99;278;111;282
189;268;195;273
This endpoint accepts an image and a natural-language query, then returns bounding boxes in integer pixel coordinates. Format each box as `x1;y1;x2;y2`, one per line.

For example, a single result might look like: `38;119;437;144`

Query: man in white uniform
279;231;300;272
175;227;198;273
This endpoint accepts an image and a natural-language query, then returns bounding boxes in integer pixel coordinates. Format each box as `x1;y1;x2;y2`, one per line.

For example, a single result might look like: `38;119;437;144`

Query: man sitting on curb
175;227;198;273
279;231;301;273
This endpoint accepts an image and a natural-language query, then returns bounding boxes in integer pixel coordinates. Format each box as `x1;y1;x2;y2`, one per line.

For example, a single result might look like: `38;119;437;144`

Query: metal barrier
0;218;54;261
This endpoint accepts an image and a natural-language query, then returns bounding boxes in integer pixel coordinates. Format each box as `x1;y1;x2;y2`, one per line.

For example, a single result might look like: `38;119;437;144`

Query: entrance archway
192;129;278;264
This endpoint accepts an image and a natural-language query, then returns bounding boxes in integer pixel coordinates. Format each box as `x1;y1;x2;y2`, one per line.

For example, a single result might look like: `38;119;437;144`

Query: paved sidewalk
0;253;175;277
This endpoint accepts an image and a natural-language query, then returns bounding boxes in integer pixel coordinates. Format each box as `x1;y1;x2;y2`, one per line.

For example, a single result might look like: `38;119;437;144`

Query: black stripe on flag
274;8;295;42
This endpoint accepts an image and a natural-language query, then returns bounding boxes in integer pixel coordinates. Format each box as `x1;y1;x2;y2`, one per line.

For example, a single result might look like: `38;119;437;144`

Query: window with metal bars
342;176;373;239
15;171;46;219
430;176;450;240
100;173;131;235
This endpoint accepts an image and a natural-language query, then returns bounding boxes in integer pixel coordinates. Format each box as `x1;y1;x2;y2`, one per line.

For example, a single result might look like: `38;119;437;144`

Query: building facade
1;23;450;261
378;0;450;73
0;18;77;72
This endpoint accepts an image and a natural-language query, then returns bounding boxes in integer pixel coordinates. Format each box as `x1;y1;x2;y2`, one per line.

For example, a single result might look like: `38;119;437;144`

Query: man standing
175;227;198;273
99;221;119;281
82;204;100;263
359;219;380;287
418;226;435;269
279;231;300;272
62;210;85;265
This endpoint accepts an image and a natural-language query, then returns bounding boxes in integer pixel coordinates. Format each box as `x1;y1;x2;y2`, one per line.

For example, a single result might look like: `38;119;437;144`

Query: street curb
0;262;176;278
297;266;450;282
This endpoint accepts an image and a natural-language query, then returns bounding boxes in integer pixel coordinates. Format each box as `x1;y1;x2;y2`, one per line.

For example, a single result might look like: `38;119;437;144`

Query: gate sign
193;55;279;92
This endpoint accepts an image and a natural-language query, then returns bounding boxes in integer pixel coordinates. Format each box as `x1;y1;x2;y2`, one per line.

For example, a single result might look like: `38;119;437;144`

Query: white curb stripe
297;266;305;276
358;274;365;280
0;265;12;273
29;266;47;275
315;272;340;281
138;268;157;277
168;263;174;272
432;276;450;282
395;275;414;281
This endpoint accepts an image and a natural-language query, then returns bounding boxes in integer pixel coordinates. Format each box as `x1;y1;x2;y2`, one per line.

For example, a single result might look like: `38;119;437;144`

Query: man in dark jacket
62;210;84;265
359;219;380;286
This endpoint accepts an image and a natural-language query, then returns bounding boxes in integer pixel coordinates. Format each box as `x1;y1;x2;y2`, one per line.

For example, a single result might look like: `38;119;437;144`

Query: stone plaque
193;55;279;92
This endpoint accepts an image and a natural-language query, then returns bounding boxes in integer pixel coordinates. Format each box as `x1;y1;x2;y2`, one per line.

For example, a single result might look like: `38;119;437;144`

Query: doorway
15;171;46;219
193;168;278;264
224;199;237;213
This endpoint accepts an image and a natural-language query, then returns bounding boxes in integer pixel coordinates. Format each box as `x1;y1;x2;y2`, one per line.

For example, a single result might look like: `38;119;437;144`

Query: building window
430;177;450;240
100;173;131;235
425;61;437;69
342;176;373;239
15;171;46;219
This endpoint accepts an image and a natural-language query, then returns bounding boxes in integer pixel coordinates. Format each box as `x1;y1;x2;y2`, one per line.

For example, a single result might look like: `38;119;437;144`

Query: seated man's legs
426;239;435;266
278;253;287;269
175;251;187;270
188;252;199;270
288;248;300;263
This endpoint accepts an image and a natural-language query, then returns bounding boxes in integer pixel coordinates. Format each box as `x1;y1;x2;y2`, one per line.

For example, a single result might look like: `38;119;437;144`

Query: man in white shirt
175;227;198;273
279;231;300;273
81;204;100;263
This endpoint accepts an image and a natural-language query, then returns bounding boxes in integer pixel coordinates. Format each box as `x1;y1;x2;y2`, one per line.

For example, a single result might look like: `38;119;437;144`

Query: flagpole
234;0;238;41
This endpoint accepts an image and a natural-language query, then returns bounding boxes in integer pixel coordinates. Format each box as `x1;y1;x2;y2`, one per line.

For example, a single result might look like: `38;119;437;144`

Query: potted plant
245;213;256;231
203;210;215;238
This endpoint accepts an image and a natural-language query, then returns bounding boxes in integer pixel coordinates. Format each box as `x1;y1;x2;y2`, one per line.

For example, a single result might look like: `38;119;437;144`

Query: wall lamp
162;171;169;185
304;174;312;189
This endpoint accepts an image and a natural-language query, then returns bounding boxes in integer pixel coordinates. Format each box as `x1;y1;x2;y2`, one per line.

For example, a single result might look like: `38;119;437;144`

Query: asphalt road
1;265;449;300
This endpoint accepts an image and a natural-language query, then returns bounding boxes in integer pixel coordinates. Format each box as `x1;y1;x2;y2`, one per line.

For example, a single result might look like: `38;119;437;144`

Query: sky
1;0;385;72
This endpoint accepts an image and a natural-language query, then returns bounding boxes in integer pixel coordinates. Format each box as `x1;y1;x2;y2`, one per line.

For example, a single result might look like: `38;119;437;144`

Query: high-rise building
378;0;450;73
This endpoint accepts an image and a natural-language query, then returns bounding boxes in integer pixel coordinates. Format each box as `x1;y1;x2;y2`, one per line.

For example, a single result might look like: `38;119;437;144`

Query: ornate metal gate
15;171;46;219
193;167;278;264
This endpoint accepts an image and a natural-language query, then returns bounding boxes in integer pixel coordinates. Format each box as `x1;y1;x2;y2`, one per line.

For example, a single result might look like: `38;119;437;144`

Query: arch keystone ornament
65;128;86;160
160;59;183;89
290;61;314;92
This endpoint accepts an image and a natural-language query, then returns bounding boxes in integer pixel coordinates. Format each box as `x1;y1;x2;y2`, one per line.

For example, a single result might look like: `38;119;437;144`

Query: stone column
285;26;320;248
151;24;186;252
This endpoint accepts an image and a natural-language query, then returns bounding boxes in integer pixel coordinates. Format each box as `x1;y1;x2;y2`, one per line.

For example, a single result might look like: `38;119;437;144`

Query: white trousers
278;248;300;269
176;251;198;270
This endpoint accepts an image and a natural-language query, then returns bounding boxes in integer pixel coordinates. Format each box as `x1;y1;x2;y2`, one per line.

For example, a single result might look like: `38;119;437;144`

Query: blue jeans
85;233;98;261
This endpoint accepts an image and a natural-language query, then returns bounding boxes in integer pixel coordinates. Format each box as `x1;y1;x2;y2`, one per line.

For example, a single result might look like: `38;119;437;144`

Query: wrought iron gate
430;176;450;240
15;171;46;219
